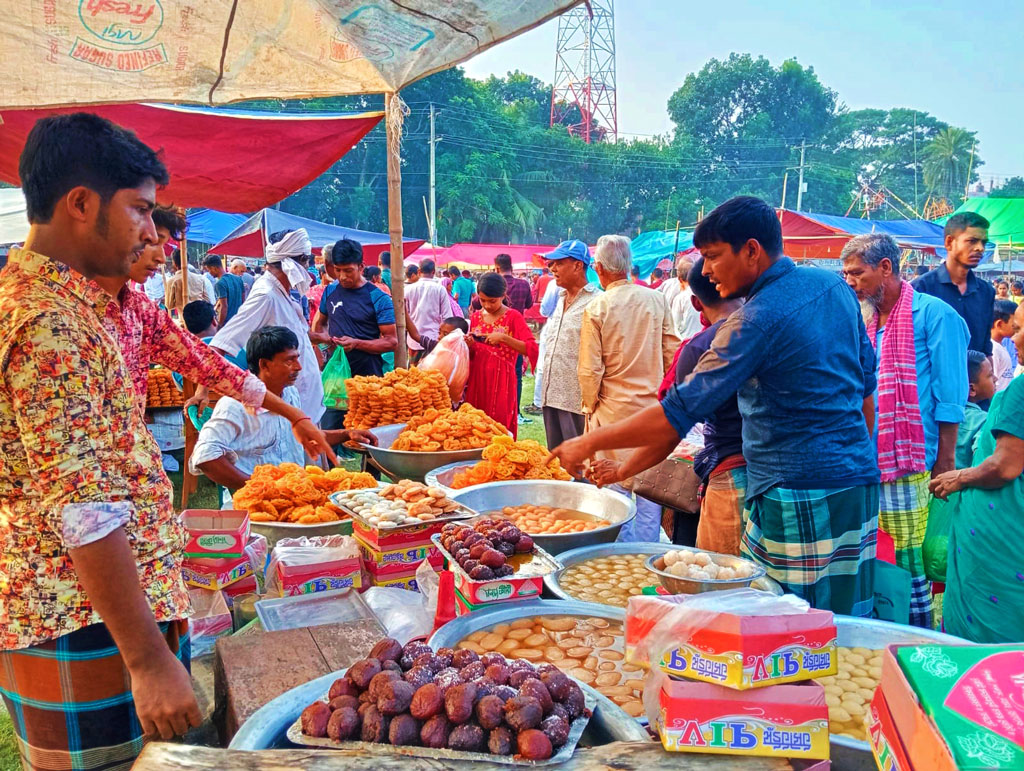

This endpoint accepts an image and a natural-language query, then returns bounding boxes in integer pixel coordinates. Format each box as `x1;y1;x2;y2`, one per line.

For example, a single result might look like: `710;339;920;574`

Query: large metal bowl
353;423;490;482
423;459;476;492
645;549;766;594
446;480;636;555
545;541;784;603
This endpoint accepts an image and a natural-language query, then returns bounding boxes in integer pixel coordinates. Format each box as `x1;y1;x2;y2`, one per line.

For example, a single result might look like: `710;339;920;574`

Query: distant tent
209;208;424;265
186;209;248;245
779;210;947;259
629;230;696;278
434;243;559;268
936;198;1024;248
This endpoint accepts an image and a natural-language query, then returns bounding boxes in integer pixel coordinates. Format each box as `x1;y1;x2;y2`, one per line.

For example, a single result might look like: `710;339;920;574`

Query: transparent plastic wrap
360;587;434;644
265;534;362;596
418;328;470;404
628;589;836;690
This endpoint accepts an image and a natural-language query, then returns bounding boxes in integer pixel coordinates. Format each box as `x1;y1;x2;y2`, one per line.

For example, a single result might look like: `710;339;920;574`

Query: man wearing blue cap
538;240;600;449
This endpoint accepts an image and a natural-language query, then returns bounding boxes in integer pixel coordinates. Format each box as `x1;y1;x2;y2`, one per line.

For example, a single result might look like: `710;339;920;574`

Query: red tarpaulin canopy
0;103;382;212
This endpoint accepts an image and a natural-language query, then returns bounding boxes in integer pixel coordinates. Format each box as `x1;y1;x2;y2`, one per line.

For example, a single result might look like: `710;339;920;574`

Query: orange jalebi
451;437;572;488
232;464;376;524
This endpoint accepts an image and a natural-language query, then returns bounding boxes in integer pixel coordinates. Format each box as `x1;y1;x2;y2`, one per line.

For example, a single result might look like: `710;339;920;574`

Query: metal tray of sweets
350;423;493;482
329;488;477;535
285;680;597;765
431;532;563;585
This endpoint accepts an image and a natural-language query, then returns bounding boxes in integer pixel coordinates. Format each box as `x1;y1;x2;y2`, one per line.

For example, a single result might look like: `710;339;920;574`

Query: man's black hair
406;264;419;278
246;326;300;376
630;265;640;277
478;272;507;298
19;113;169;224
330;238;363;266
1013;281;1023;292
994;299;1018;324
495;253;513;272
448;265;461;278
203;254;223;269
380;251;391;268
943;211;989;239
420;259;436;275
462;270;471;278
152;204;187;240
172;248;183;269
268;229;290;245
182;300;216;336
652;267;664;279
693;195;783;258
443;316;470;334
967;349;988;384
687;257;725;307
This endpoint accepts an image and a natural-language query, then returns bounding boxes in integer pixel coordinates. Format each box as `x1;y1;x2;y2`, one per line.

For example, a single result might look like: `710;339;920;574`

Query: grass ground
0;375;549;767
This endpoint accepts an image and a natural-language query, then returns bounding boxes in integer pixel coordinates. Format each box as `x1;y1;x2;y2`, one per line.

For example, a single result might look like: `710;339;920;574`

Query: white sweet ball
693;552;712;567
669;562;688;577
703;563;720;579
680;550;697;565
664;551;680;567
717;567;736;580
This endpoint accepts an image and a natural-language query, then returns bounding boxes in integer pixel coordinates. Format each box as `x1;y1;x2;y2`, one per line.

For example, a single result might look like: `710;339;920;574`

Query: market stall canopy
0;188;28;245
976;259;1024;273
936;198;1024;247
187;209;248;245
779;209;947;259
1;1;581;108
0;103;382;211
437;243;560;268
630;230;697;278
208;208;424;265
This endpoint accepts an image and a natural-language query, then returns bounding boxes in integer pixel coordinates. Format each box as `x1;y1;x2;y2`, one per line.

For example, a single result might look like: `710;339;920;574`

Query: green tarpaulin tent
937;198;1024;247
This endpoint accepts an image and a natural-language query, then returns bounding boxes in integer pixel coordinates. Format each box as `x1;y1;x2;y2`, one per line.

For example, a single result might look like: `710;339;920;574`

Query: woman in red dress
465;272;539;438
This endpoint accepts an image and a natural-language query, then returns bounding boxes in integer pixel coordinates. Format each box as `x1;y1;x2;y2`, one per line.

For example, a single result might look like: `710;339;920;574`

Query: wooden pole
179;233;198;507
386;92;408;368
672;219;681;255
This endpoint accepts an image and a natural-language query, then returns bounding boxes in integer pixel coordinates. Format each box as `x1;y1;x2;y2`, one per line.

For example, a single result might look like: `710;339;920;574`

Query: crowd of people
1;112;1024;770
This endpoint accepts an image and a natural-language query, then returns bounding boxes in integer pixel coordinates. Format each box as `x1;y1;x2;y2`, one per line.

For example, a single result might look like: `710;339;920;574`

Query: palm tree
922;127;977;204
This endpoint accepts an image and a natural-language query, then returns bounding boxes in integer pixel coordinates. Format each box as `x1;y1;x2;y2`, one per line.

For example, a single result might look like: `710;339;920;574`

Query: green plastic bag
871;560;911;625
923;494;955;583
322;347;351;410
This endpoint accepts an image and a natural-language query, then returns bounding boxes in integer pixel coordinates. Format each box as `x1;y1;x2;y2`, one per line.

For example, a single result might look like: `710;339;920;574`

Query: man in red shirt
534;267;553;302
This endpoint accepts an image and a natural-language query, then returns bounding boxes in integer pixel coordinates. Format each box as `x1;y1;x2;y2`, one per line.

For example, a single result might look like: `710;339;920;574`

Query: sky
462;0;1022;190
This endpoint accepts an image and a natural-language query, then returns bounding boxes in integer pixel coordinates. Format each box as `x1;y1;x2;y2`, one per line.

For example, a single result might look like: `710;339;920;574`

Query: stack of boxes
868;643;1024;771
353;520;444;591
625;591;836;762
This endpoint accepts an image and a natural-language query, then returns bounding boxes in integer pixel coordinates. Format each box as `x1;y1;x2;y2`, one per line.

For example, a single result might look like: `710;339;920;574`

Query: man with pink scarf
841;234;969;628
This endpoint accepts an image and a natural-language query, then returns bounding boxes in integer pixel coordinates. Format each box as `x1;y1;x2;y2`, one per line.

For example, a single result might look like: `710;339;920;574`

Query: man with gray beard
841;234;969;629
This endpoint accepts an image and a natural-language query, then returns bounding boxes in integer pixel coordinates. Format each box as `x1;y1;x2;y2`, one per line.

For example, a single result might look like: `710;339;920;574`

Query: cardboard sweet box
180;509;250;559
181;533;267;591
867;686;914;771
356;537;443;570
431;533;561;606
351;518;447;551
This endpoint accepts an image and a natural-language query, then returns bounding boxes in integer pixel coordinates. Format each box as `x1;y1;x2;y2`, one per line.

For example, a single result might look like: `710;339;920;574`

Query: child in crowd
991;299;1019;391
956;351;995;469
408;315;469;360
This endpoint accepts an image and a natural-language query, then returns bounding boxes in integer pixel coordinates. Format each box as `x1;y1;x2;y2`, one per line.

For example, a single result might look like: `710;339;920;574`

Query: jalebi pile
450;436;573;488
343;367;451;429
146;367;183;408
390;404;507;452
232;463;377;524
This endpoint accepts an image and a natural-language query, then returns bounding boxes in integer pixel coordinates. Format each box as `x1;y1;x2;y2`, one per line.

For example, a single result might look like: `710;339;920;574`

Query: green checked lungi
741;484;878;616
879;471;932;629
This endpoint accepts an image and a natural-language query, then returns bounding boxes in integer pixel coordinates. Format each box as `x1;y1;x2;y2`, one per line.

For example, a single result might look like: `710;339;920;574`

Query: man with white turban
199;228;326;423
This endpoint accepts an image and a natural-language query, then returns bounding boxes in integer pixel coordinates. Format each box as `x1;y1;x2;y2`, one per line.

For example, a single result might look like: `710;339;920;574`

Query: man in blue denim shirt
549;196;880;616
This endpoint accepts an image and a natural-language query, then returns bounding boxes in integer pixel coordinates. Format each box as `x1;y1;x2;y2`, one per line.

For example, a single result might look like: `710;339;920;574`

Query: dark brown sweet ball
451;648;480;669
357;700;376;718
435;647;455;669
400;641;432;670
369;637;403;663
479;651;504;668
516;728;553;760
358;689;374;705
420;714;452;749
444;682;478;723
433;667;463;690
474;694;505;730
508;669;539;689
493;684;517;702
403;665;435;691
540;714;570;748
503;695;543;731
388;714;421;746
328;695;360;712
460;660;486;680
410;683;444;720
300;701;331;737
506;659;537;676
326;707;360;742
381;659;403;673
347;657;382;689
563;683;586;721
328;677;360;700
484;663;510;685
377;679;416;716
472;676;496;699
540;670;573;702
359;705;389;743
447;723;485;752
548;702;570;723
488;725;514;755
368;670;402;701
413;652;444;674
519;678;553;714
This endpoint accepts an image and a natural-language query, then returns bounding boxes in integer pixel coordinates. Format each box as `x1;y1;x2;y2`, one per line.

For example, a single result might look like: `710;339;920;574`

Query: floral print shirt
0;248;190;650
101;285;265;412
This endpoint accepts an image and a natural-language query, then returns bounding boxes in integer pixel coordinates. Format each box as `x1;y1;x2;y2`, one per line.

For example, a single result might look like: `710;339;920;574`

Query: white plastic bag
419;328;470;403
361;587;434;644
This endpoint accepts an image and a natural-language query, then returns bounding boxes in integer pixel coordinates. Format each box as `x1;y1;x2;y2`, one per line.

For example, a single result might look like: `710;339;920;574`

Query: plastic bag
321;347;351;410
871;560;911;625
265;535;360;596
419;328;470;403
923;494;955;583
361;587;435;644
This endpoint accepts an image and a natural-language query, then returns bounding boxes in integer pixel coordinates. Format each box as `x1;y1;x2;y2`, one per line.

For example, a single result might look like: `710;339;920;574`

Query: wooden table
213;618;384;743
135;740;811;770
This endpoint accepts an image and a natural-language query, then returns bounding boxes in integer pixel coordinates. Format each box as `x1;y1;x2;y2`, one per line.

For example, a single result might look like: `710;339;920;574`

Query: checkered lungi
741;484;878;617
879;471;932;629
0;620;190;771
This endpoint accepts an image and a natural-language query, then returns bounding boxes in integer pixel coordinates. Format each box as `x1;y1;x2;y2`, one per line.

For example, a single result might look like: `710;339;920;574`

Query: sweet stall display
390;405;508;452
448;437;572;487
343;368;451;430
232;463;377;524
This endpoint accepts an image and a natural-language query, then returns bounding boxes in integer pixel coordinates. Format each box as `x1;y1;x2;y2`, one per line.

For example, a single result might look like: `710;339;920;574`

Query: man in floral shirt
0;114;198;769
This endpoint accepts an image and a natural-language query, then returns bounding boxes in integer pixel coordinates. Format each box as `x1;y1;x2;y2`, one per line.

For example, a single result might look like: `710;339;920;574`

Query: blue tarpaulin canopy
629;230;695;278
208;208;424;265
779;209;948;258
186;209;248;245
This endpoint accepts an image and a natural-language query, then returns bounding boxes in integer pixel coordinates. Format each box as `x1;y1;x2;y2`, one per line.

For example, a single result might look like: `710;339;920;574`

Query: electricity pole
796;141;807;211
429;103;437;244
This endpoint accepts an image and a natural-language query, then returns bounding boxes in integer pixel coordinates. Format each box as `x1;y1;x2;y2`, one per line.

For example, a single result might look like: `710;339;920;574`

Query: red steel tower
550;0;617;143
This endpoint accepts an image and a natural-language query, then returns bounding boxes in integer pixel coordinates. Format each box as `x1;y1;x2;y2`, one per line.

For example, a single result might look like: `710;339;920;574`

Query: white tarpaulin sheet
0;189;28;245
1;1;581;108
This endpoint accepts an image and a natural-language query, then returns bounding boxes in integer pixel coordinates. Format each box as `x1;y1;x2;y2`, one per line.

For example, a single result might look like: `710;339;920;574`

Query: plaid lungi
0;620;190;771
879;471;932;629
741;484;878;617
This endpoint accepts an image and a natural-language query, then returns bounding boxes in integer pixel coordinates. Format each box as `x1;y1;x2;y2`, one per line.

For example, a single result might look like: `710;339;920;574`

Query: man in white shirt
992;299;1018;391
669;255;703;341
203;229;325;423
191;326;373;507
231;258;255;299
405;258;452;355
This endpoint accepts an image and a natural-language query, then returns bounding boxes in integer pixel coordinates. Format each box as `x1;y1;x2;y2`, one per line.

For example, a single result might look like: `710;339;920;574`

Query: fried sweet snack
451;437;572;488
233;463;377;524
343;367;451;430
145;367;183;408
390;404;507;452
